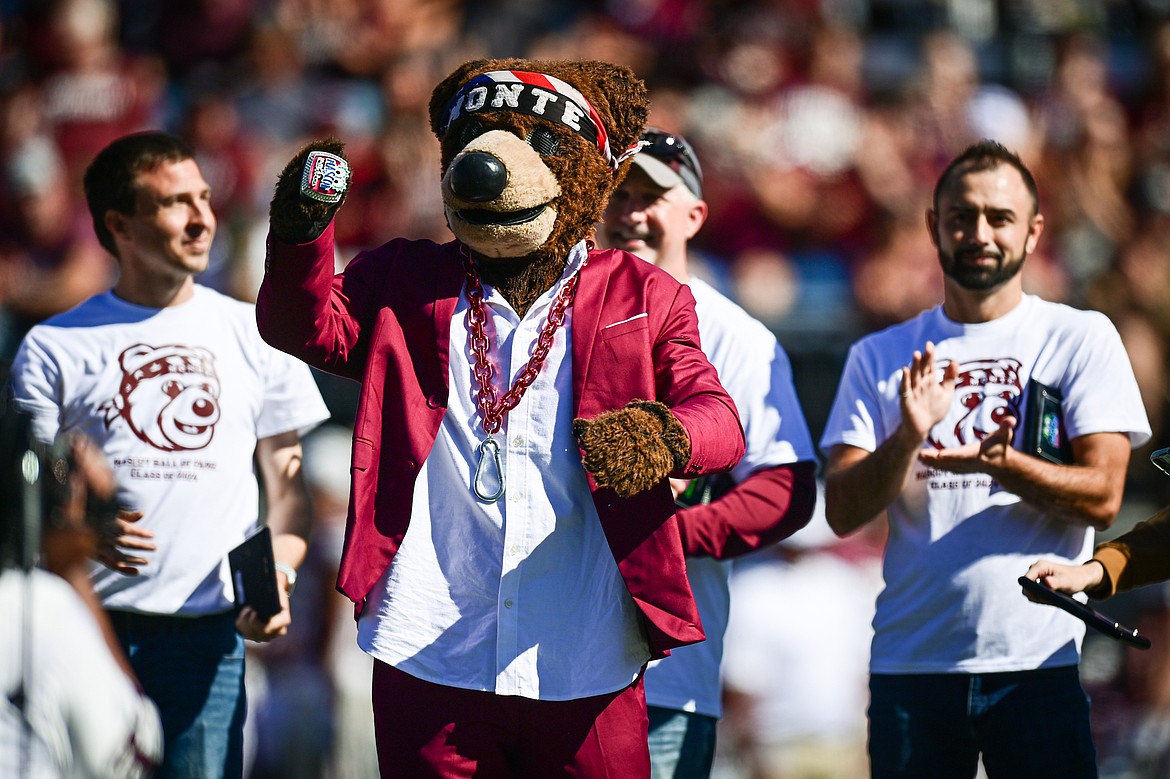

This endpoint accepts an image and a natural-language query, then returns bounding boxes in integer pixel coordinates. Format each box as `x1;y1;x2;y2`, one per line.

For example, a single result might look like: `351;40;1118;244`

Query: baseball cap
631;128;703;199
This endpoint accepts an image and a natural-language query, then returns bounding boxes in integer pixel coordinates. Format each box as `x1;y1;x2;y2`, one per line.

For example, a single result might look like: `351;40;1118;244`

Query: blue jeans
647;706;718;779
868;667;1097;779
109;609;246;779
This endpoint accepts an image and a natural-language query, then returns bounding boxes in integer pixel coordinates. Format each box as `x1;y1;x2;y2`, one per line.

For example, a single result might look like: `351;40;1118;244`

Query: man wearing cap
599;129;819;778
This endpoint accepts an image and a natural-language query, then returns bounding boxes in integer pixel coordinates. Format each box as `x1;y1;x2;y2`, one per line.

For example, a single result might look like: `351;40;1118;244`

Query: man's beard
939;244;1026;291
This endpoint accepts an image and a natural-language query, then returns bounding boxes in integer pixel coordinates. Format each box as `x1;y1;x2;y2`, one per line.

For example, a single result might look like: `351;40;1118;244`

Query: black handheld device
1151;447;1170;477
1018;575;1150;650
1022;382;1073;465
228;526;282;620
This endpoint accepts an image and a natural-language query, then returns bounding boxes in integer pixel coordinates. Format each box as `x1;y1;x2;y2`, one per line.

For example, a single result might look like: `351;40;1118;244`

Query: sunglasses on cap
637;128;703;198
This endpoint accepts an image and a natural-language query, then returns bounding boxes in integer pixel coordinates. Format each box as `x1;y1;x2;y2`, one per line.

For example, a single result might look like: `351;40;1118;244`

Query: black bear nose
449;152;507;202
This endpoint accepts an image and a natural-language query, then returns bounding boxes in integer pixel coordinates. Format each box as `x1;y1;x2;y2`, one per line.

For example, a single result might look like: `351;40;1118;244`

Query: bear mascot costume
256;58;744;778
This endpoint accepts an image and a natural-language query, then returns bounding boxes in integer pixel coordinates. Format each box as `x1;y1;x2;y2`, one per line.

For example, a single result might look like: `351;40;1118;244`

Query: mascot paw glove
572;400;692;498
269;138;350;244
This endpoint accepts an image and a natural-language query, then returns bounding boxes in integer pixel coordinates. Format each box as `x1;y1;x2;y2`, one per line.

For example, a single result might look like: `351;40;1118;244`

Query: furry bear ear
428;59;493;140
575;60;649;161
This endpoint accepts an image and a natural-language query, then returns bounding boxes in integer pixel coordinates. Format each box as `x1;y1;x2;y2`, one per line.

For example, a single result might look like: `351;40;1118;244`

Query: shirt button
504;599;514;608
510;545;520;555
511;436;523;447
426;395;441;409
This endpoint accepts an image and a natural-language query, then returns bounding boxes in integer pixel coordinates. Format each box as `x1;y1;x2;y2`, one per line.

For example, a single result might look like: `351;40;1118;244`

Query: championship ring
300;151;350;204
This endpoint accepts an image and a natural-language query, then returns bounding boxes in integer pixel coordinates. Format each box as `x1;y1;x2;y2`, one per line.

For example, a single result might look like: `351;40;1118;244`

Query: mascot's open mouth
456;204;548;226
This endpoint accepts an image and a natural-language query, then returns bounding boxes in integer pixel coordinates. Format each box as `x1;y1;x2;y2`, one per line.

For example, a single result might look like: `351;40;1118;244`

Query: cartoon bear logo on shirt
102;344;222;451
927;357;1022;450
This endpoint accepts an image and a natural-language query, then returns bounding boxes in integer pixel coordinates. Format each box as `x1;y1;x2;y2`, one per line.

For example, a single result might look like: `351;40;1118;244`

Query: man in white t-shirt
9;132;330;779
599;128;819;779
820;139;1151;777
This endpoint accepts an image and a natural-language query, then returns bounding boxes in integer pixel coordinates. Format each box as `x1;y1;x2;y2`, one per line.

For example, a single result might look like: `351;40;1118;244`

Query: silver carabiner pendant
473;437;505;502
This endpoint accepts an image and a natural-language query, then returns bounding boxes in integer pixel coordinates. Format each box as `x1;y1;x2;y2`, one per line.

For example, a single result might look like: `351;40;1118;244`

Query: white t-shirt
0;569;162;779
644;276;817;717
820;294;1151;674
358;242;649;701
10;286;331;616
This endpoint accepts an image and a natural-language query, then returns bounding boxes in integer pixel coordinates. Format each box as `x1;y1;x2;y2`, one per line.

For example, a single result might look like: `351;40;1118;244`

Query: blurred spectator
1035;34;1136;304
175;84;267;300
232;20;320;147
717;504;884;779
849;207;943;331
23;0;164;188
0;135;114;363
308;424;379;779
140;0;259;80
912;30;983;163
1085;213;1170;502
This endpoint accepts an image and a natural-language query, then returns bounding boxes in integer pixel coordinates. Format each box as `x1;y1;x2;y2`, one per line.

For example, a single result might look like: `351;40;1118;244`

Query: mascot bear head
426;59;648;316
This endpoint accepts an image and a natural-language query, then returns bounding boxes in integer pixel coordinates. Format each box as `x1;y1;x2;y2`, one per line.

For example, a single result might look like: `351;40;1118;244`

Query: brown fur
573;401;691;497
428;59;648;316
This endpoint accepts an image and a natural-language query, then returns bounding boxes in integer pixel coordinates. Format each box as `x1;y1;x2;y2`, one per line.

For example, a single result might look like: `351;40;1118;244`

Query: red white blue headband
439;70;642;172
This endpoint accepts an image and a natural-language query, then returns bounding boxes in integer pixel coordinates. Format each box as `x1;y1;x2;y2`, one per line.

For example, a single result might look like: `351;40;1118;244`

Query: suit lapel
430;241;465;396
572;248;613;415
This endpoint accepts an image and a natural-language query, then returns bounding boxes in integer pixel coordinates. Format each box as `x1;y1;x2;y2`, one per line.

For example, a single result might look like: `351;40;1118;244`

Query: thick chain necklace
461;245;582;501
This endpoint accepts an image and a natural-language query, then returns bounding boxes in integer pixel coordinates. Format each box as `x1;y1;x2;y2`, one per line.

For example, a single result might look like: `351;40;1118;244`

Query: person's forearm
263;491;310;601
257;433;314;585
983;433;1128;530
824;426;924;536
266;482;312;582
678;461;816;559
988;455;1112;528
271;532;309;573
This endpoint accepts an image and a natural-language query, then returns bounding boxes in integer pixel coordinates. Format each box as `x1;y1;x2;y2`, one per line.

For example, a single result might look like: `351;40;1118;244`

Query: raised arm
256;139;369;378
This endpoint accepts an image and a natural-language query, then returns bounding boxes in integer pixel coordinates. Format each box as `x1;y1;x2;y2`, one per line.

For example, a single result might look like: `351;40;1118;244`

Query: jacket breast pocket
600;316;650;363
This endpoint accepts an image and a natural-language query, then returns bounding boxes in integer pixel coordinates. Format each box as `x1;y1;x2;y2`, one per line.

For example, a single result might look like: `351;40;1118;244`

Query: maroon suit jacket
256;225;744;657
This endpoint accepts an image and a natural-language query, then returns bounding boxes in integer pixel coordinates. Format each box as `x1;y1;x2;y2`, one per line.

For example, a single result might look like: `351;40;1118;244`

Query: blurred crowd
6;0;1170;776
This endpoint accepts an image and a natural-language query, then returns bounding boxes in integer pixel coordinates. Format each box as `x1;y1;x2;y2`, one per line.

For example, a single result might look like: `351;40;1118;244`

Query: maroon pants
371;661;650;778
